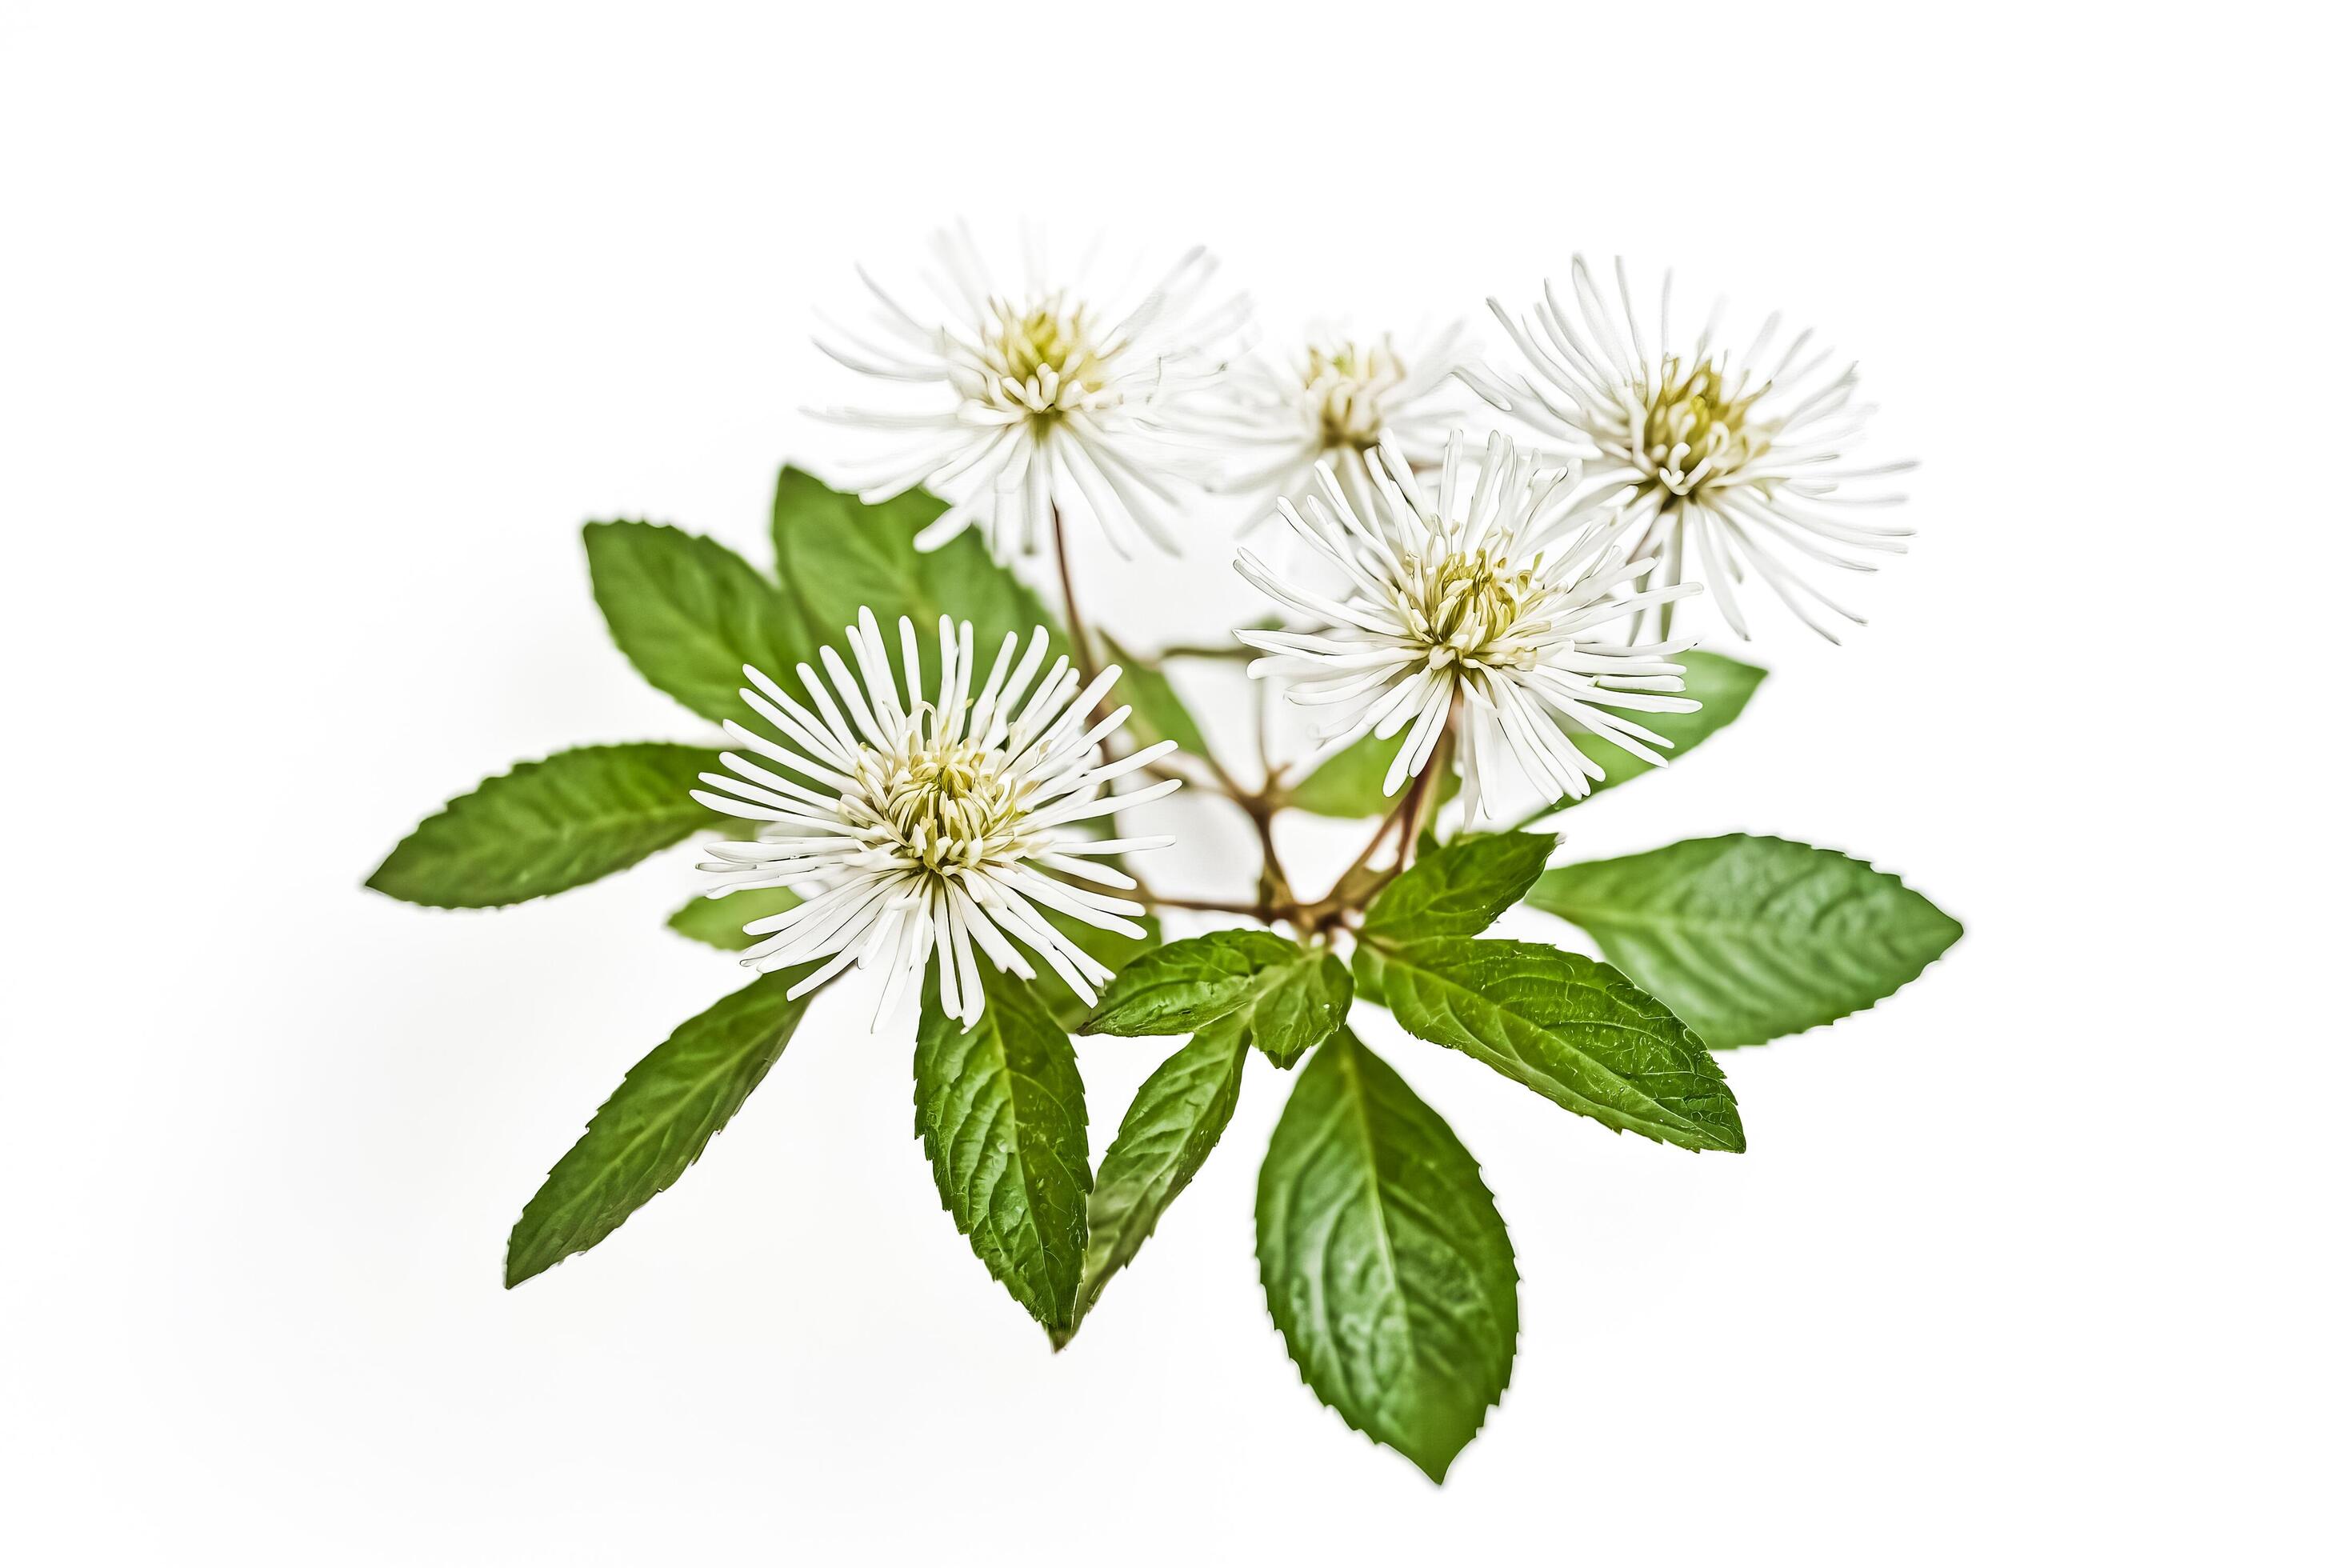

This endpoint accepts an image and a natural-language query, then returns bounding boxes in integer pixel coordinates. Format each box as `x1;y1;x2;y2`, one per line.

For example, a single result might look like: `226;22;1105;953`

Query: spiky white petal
690;610;1178;1027
1466;255;1915;642
811;225;1250;560
1199;323;1474;519
1238;432;1702;818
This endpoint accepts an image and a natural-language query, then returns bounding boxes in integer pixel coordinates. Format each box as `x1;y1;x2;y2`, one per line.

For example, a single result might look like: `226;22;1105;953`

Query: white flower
1204;324;1473;516
1237;432;1702;819
813;226;1250;558
1466;255;1916;642
690;610;1179;1027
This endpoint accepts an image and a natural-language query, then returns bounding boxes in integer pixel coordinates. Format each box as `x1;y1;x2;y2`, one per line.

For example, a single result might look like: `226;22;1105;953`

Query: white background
6;2;2344;1562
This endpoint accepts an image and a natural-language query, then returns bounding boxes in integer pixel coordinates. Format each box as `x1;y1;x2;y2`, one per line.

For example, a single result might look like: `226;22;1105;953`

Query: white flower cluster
715;230;1918;1021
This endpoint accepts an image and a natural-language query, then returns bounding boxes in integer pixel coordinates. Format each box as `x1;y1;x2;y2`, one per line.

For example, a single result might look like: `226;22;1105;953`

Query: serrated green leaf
1058;1015;1250;1344
1360;831;1557;942
1082;930;1302;1034
367;743;718;909
1529;650;1766;818
505;966;818;1286
770;468;1061;686
666;884;802;951
583;521;807;725
1257;1030;1517;1482
1031;908;1162;1033
914;971;1092;1333
770;469;954;644
1081;930;1350;1068
1526;834;1962;1047
1246;952;1353;1069
1362;937;1744;1152
1282;731;1462;818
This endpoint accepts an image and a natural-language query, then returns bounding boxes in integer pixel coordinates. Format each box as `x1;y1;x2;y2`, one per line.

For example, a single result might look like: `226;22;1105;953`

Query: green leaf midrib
506;970;818;1286
1332;1036;1416;1406
1369;938;1739;1150
915;976;1092;1330
1529;836;1963;1048
1371;934;1674;1038
1079;930;1310;1036
522;1032;783;1244
1237;958;1311;1017
526;792;704;840
1005;1062;1086;1175
991;1048;1085;1313
654;603;770;696
1544;857;1887;937
367;743;723;909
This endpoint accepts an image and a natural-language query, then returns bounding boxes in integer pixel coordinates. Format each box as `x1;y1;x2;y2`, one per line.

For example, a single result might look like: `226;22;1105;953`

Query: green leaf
1532;650;1767;817
1526;834;1962;1048
914;970;1093;1333
770;468;1061;687
583;521;807;725
1082;930;1302;1034
1360;831;1557;942
1257;1030;1517;1482
1282;730;1462;818
1027;909;1162;1034
1245;953;1354;1069
367;743;719;909
666;884;802;951
1058;1015;1250;1345
1081;930;1350;1068
505;966;818;1286
1361;937;1745;1153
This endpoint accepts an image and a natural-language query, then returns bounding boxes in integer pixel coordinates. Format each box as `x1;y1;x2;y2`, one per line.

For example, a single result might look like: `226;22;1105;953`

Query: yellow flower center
1306;340;1406;453
1408;547;1537;665
873;734;1026;874
1638;357;1772;498
979;299;1108;424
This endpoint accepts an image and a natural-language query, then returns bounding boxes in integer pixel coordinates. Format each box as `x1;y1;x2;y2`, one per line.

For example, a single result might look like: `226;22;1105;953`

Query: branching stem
1055;513;1462;940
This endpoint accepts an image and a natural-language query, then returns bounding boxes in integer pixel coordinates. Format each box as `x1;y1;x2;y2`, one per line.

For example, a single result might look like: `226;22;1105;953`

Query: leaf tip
359;857;442;909
1391;1419;1486;1484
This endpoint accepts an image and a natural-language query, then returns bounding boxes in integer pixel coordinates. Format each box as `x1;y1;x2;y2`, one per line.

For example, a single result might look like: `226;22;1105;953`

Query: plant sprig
368;466;1959;1484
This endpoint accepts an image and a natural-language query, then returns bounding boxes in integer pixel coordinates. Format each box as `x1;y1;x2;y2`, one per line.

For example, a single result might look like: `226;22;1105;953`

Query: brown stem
1145;893;1274;917
1318;712;1456;912
1337;786;1418;888
1046;502;1303;923
1239;790;1291;911
1194;746;1249;802
1397;725;1454;869
1049;503;1103;700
